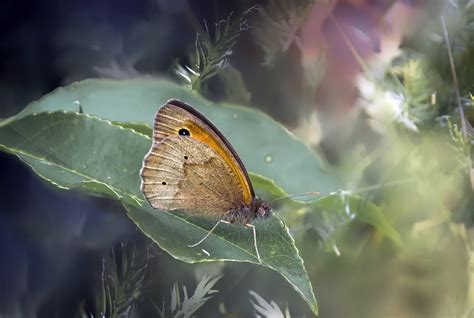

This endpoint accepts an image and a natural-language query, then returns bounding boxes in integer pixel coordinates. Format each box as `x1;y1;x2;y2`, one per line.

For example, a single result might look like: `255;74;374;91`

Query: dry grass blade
249;290;290;318
154;275;222;318
93;242;150;318
440;15;468;141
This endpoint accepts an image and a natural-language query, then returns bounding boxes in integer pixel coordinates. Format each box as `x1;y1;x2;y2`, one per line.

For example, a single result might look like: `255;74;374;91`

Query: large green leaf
125;204;317;315
11;78;340;196
0;112;145;206
0;111;318;315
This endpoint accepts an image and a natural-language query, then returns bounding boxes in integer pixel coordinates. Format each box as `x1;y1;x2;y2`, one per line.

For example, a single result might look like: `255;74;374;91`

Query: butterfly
139;99;272;263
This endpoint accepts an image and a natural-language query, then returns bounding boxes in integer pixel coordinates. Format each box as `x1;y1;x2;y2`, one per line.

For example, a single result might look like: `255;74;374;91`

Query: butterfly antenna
188;220;224;248
270;191;320;202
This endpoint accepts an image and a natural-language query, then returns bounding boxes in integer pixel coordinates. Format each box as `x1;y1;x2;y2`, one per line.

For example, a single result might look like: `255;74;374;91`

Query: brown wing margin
166;99;255;198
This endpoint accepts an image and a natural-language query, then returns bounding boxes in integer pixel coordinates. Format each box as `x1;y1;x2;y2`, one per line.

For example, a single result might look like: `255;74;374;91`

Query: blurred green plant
0;79;344;315
79;243;150;318
6;2;474;317
175;9;253;93
358;54;441;134
446;117;472;169
416;0;474;97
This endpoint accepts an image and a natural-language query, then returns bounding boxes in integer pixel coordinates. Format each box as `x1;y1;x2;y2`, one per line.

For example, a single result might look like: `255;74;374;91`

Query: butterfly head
253;198;272;218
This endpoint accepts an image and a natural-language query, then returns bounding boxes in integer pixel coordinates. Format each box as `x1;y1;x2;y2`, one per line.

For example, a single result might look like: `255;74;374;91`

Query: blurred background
2;0;474;317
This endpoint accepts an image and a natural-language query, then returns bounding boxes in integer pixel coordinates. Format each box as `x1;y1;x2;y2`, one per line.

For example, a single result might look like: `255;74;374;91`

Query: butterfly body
140;99;272;226
223;198;271;225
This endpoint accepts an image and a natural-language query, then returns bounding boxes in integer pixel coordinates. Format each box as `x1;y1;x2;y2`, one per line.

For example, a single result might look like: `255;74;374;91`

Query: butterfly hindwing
140;100;253;216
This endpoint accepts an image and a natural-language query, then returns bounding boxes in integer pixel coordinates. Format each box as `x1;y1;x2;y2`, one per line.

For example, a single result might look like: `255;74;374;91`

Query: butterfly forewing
152;101;253;200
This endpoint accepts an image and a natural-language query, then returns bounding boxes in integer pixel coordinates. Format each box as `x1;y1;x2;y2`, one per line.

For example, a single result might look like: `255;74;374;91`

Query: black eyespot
162;181;167;185
184;155;188;160
178;128;190;136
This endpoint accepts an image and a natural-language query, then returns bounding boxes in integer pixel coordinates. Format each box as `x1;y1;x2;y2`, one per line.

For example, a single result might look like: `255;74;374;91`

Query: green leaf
249;173;289;200
0;112;145;207
207;66;252;105
0;111;318;315
125;204;317;315
12;78;340;196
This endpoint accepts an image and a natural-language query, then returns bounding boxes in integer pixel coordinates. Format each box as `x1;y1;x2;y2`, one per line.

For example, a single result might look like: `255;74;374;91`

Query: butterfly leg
188;220;230;248
244;223;261;264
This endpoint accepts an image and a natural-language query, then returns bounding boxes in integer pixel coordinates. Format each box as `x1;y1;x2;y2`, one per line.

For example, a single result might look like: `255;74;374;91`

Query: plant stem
440;15;468;141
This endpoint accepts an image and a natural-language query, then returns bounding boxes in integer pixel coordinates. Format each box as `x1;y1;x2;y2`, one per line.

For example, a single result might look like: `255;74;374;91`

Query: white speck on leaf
332;244;341;256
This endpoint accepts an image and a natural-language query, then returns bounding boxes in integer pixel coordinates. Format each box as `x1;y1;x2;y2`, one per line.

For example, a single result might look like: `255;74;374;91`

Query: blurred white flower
356;75;419;133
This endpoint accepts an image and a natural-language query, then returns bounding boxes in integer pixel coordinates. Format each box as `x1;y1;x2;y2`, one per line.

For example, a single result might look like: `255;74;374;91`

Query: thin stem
330;11;407;97
271;191;320;202
344;178;417;195
329;13;370;75
440;15;468;141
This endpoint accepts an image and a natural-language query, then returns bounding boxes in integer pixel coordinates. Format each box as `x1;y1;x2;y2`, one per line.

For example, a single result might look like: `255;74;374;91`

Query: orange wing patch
183;121;252;204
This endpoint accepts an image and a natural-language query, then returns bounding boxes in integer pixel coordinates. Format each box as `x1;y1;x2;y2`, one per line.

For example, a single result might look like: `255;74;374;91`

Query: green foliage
9;3;474;316
98;243;149;318
303;193;402;250
417;0;474;95
125;202;318;315
0;109;318;313
0;79;338;315
359;54;443;133
390;57;440;125
445;117;472;169
0;75;424;315
9;78;341;196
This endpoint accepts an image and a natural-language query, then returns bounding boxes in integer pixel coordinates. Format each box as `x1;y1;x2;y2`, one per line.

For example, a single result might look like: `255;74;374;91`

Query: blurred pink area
299;0;426;118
